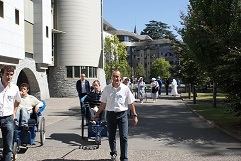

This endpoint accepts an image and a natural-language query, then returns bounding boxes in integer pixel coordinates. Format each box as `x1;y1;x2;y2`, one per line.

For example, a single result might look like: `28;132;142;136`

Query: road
1;92;241;161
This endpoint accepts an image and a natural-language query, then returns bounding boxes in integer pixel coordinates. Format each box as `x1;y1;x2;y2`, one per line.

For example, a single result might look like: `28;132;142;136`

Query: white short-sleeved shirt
0;79;21;116
20;94;43;112
100;83;135;112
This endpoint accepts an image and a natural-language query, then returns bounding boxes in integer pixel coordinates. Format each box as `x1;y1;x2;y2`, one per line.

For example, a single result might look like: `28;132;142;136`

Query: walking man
0;66;21;161
94;70;138;161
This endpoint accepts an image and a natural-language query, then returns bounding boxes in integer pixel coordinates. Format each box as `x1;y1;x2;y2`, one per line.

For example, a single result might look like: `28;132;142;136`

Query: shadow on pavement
46;107;81;117
129;97;241;150
48;133;102;150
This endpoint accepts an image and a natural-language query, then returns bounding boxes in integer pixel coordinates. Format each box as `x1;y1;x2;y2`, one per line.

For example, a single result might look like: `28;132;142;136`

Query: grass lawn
181;92;241;138
181;92;227;102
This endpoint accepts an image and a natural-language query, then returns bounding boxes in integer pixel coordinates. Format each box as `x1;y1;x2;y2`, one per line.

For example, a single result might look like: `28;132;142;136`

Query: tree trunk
213;81;217;108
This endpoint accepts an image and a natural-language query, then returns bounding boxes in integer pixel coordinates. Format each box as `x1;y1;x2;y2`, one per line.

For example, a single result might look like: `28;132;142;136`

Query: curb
181;97;241;142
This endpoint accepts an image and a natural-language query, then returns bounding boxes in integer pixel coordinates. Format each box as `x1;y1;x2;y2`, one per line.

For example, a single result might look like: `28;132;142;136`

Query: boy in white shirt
16;83;43;129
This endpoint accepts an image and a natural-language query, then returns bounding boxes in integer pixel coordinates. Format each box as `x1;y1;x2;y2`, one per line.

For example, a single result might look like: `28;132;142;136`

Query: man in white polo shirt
94;70;138;161
0;65;21;161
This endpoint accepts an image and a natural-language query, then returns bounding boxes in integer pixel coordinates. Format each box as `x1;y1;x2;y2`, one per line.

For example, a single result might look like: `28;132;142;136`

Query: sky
103;0;190;39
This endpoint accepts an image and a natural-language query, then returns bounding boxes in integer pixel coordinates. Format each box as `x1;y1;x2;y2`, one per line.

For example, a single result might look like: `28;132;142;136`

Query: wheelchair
12;100;46;160
80;96;108;146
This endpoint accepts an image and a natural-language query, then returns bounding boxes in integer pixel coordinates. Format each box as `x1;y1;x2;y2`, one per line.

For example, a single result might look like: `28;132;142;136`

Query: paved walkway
1;93;241;161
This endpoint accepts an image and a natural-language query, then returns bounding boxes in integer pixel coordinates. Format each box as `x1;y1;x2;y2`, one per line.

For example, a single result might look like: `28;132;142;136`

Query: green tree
136;63;146;78
180;0;241;108
104;35;130;81
174;45;210;92
150;58;172;79
141;20;176;40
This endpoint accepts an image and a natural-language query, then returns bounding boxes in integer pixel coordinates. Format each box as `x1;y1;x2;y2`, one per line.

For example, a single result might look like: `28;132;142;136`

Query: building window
66;66;97;78
66;66;73;78
25;52;33;58
88;67;97;78
93;67;97;78
74;66;80;78
124;36;130;42
144;54;147;59
0;1;3;18
46;26;49;37
15;9;19;24
81;66;88;77
89;67;93;78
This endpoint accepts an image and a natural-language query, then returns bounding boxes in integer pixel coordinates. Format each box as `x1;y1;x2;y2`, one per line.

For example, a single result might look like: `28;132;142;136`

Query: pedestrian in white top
137;77;146;104
0;65;21;161
150;78;159;102
94;70;138;161
171;78;178;96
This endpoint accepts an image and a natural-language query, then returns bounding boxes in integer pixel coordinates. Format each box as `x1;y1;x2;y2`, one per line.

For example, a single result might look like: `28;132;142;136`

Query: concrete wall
0;0;24;60
48;66;78;97
48;66;107;97
55;0;102;67
13;58;50;100
33;0;52;64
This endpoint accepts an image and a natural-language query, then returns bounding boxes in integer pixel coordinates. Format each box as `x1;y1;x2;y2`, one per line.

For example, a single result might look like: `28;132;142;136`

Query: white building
0;0;51;99
0;0;105;98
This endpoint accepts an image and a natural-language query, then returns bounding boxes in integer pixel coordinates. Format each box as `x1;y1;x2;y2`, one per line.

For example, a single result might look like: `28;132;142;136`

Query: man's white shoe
111;154;117;161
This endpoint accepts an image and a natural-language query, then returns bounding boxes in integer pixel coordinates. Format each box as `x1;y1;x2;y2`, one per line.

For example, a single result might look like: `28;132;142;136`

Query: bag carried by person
151;87;156;93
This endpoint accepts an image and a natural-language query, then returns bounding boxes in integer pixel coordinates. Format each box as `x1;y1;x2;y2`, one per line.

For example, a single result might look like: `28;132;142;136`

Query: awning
52;28;66;34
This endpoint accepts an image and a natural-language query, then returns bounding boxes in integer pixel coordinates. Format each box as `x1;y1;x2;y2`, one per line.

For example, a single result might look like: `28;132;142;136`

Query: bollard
193;85;196;104
188;83;191;99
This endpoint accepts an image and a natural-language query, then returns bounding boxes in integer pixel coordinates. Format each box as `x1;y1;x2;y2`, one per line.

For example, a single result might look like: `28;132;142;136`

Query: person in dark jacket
84;80;105;124
164;78;170;95
76;74;91;100
156;76;163;96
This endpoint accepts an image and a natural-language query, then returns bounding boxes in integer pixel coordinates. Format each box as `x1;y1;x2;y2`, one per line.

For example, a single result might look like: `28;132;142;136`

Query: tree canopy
104;35;130;81
141;20;176;40
135;63;146;79
150;57;172;79
179;0;241;109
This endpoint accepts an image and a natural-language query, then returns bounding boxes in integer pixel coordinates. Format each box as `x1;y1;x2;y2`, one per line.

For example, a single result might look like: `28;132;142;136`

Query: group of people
76;71;138;161
0;64;179;161
78;73;189;160
0;65;43;161
132;77;179;104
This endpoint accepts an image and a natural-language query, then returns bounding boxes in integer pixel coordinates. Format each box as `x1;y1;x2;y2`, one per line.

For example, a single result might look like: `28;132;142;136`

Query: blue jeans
0;115;14;161
107;111;128;161
16;107;30;126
